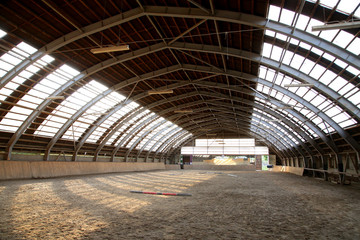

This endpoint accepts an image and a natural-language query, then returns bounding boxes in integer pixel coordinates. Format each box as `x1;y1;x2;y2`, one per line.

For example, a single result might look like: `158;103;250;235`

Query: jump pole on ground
130;190;191;196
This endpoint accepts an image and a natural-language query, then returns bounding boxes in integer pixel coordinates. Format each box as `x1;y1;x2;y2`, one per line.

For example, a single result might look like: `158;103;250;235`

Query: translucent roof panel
169;132;193;149
136;118;167;150
0;41;57;132
261;27;359;130
306;0;360;18
154;128;184;152
0;29;6;38
253;108;306;143
80;92;126;143
268;4;360;55
254;97;319;139
124;113;157;148
0;33;190;155
143;125;180;151
250;117;295;147
61;81;110;141
104;103;141;145
130;117;164;150
114;110;151;147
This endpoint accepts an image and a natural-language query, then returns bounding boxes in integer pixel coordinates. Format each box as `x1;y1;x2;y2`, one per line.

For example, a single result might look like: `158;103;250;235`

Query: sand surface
0;170;359;239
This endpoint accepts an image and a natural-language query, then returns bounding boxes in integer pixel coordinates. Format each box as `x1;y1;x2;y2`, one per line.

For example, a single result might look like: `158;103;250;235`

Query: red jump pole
130;190;191;196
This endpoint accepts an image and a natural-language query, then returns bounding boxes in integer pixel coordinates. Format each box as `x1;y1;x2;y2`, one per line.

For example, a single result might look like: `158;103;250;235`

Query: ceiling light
312;21;360;31
274;106;294;110
46;96;65;100
174;110;193;113
147;89;173;95
284;83;314;87
90;45;130;54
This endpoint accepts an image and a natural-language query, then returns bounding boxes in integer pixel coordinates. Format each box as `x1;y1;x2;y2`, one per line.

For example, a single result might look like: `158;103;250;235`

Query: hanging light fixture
90;45;130;54
284;83;314;87
312;21;360;31
174;110;193;113
147;89;174;95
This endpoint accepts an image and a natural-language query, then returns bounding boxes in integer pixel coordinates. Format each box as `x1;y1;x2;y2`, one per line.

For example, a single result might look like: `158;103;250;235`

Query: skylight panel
300;59;315;74
265;30;275;37
279;8;295;25
13;42;37;56
309;64;326;79
289;38;300;46
0;87;13;100
299;42;311;50
41;55;55;63
328;76;348;91
348;91;360;106
304;111;315;119
337;0;359;15
295;14;310;31
342;84;358;98
268;5;281;21
324;106;342;118
319;70;336;85
290;54;305;69
20;94;43;106
317;99;332;110
275;32;288;42
305;18;323;35
311;95;326;106
333;30;354;48
59;64;80;78
262;43;272;58
317;0;338;8
332;112;352;124
270;45;283;61
356;5;360;18
338;119;356;128
269;89;277;98
274;91;284;101
311;47;324;56
317;122;335;133
346;66;360;76
300;108;311;116
319;29;338;42
323;53;336;62
138;122;170;149
265;68;276;81
0;29;6;38
144;125;179;151
258;66;267;79
274;73;284;85
1;53;23;68
295;86;309;97
346;37;360;55
0;107;32;130
35;79;96;138
0;56;54;100
282;50;294;65
303;89;317;102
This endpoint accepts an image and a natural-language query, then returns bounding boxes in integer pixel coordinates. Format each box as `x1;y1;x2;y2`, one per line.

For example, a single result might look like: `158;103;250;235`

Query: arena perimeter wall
165;164;304;176
0;161;165;180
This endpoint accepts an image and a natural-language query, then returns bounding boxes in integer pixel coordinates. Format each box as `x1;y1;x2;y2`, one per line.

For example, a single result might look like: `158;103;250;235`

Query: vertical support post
323;155;328;181
310;156;315;177
337;154;344;184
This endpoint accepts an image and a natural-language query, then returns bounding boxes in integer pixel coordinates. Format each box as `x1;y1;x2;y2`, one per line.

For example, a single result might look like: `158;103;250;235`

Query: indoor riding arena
0;0;360;239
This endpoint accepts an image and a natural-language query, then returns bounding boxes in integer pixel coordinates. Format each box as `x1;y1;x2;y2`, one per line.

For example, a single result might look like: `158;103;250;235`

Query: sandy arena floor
0;170;359;239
